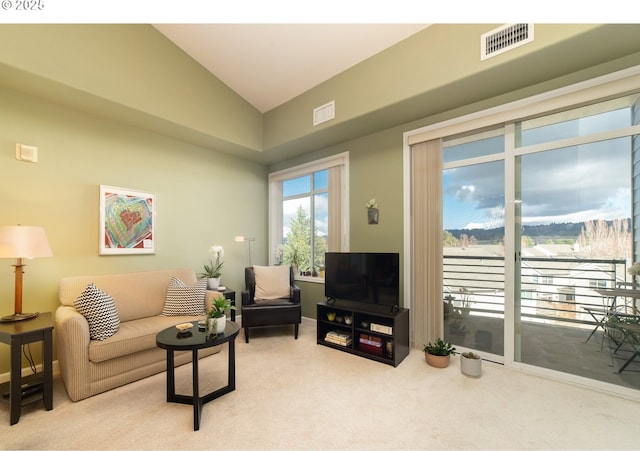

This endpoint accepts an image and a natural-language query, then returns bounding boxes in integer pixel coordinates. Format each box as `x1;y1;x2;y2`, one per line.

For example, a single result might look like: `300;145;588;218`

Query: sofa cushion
73;283;120;341
88;315;201;363
254;265;291;302
161;277;207;316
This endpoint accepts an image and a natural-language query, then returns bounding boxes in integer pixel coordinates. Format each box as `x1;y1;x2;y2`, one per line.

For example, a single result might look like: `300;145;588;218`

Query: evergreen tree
283;206;311;272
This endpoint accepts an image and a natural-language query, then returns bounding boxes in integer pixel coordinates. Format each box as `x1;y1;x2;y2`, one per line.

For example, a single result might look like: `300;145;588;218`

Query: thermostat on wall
16;143;38;163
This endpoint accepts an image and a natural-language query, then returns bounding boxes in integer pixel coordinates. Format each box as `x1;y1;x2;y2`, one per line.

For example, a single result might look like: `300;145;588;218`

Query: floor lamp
0;225;53;322
234;235;255;267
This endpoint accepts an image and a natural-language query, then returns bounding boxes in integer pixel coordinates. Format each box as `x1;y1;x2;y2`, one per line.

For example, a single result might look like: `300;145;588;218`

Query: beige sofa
56;268;221;401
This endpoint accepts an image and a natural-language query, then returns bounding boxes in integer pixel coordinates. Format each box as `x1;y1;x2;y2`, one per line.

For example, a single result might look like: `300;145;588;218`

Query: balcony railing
443;255;631;327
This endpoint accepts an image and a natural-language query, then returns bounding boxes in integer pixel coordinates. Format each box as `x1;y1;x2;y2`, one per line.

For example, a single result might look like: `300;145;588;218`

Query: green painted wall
264;24;640;156
0;24;263;155
0;86;268;374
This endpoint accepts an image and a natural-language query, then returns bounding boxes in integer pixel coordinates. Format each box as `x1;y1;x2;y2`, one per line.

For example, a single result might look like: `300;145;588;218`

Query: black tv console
316;300;409;367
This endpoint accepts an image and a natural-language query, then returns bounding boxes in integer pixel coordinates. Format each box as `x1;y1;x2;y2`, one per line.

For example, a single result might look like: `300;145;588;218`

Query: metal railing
443;254;629;327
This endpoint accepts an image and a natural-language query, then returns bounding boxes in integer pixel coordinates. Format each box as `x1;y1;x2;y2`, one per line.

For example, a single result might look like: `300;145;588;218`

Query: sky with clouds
444;109;633;230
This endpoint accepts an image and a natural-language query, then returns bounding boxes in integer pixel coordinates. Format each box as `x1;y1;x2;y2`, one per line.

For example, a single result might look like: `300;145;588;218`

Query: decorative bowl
175;322;193;332
327;312;336;321
344;316;353;325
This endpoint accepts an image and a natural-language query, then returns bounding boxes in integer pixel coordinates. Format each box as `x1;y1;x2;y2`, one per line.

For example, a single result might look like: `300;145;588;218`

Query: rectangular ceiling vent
313;100;335;126
481;24;533;61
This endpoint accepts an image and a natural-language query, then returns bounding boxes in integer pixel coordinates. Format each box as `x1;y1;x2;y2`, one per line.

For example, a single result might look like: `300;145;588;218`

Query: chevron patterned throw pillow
161;276;207;316
74;283;120;341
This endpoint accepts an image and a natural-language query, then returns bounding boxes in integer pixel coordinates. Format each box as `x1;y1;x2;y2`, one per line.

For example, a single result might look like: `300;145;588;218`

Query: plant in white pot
201;244;224;289
460;351;482;377
206;295;235;335
423;338;456;368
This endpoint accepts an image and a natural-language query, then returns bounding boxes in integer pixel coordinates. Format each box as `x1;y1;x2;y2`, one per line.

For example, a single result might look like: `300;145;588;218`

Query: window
269;152;349;281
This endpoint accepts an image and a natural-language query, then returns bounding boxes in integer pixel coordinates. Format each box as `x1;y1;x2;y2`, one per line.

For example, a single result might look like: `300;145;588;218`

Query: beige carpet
1;317;639;450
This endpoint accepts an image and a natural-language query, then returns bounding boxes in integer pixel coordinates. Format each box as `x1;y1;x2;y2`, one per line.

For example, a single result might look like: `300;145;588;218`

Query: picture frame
99;185;155;255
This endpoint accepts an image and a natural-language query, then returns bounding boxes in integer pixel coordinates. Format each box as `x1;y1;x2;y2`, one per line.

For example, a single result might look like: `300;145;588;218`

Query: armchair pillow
253;265;291;301
161;277;207;316
73;283;120;341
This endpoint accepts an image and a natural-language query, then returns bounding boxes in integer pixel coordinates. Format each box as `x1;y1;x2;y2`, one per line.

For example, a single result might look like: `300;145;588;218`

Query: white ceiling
152;24;430;113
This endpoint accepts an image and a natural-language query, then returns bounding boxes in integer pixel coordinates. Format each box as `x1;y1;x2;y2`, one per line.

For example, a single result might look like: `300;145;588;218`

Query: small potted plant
200;244;224;289
460;351;482;378
423;338;456;368
206;295;235;334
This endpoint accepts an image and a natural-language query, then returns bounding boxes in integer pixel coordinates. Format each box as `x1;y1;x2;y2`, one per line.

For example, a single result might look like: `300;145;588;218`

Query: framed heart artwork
99;185;156;255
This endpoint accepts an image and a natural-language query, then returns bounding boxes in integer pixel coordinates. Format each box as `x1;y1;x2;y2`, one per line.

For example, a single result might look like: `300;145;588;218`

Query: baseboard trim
0;360;61;385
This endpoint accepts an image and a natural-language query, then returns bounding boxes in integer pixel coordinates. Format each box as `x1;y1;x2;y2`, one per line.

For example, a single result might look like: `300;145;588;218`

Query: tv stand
316;300;409;367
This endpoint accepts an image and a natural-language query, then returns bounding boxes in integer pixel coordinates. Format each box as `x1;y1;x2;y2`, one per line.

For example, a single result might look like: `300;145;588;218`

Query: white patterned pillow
74;283;120;341
161;277;207;316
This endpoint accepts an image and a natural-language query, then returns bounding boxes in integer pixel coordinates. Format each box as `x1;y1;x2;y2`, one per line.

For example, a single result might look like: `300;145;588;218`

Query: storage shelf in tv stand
316;300;409;367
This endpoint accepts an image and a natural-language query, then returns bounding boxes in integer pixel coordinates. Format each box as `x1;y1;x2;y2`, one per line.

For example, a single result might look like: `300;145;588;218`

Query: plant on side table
201;244;224;289
206;295;235;334
460;351;482;378
423;338;456;368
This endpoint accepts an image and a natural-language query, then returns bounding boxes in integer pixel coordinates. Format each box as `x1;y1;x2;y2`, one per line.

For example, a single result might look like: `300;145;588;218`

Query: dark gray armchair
241;266;301;343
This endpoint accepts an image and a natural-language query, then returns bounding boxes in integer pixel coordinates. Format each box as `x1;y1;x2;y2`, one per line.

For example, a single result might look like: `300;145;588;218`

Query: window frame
269;152;350;283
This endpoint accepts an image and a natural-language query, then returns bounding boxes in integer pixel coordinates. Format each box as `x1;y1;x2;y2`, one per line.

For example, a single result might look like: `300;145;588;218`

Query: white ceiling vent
481;24;533;61
313;100;335;126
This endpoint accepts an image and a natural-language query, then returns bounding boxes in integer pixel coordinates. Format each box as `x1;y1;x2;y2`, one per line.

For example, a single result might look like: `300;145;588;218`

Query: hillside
446;221;627;244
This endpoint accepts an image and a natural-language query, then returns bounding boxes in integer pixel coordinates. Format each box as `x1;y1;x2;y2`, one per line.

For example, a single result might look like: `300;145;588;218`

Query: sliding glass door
515;97;637;388
441;93;640;389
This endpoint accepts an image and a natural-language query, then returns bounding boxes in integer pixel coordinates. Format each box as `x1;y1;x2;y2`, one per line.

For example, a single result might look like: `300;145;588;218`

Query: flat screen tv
324;252;400;310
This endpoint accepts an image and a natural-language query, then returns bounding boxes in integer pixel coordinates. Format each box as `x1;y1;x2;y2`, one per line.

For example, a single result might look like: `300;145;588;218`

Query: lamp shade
0;225;53;259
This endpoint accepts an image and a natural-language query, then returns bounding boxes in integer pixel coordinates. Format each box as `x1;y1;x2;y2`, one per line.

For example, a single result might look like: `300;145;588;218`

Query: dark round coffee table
156;320;240;431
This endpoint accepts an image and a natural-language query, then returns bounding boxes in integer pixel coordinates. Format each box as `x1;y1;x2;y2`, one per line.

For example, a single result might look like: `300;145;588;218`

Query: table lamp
0;225;53;322
234;235;255;267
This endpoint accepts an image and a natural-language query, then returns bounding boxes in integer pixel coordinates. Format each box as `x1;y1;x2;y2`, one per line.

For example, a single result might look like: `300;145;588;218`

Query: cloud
444;138;631;229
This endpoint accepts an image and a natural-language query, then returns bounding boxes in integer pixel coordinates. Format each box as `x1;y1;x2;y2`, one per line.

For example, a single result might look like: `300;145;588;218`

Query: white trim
403;135;412;316
269;151;349;181
0;360;60;384
503;122;517;366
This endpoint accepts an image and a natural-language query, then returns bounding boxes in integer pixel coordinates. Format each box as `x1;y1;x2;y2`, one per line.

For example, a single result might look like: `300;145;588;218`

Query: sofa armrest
292;285;301;303
55;305;92;401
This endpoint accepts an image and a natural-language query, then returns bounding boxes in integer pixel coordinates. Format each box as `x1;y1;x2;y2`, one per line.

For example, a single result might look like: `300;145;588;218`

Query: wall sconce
0;225;53;322
234;235;256;267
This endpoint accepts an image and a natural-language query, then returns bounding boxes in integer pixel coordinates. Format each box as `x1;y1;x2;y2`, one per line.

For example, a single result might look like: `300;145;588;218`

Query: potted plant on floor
460;351;482;377
206;295;235;334
423;338;456;368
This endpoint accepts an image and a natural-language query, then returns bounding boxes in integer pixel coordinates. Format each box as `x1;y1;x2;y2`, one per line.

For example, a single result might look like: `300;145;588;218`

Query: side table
219;288;236;321
0;312;54;425
156;320;240;431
